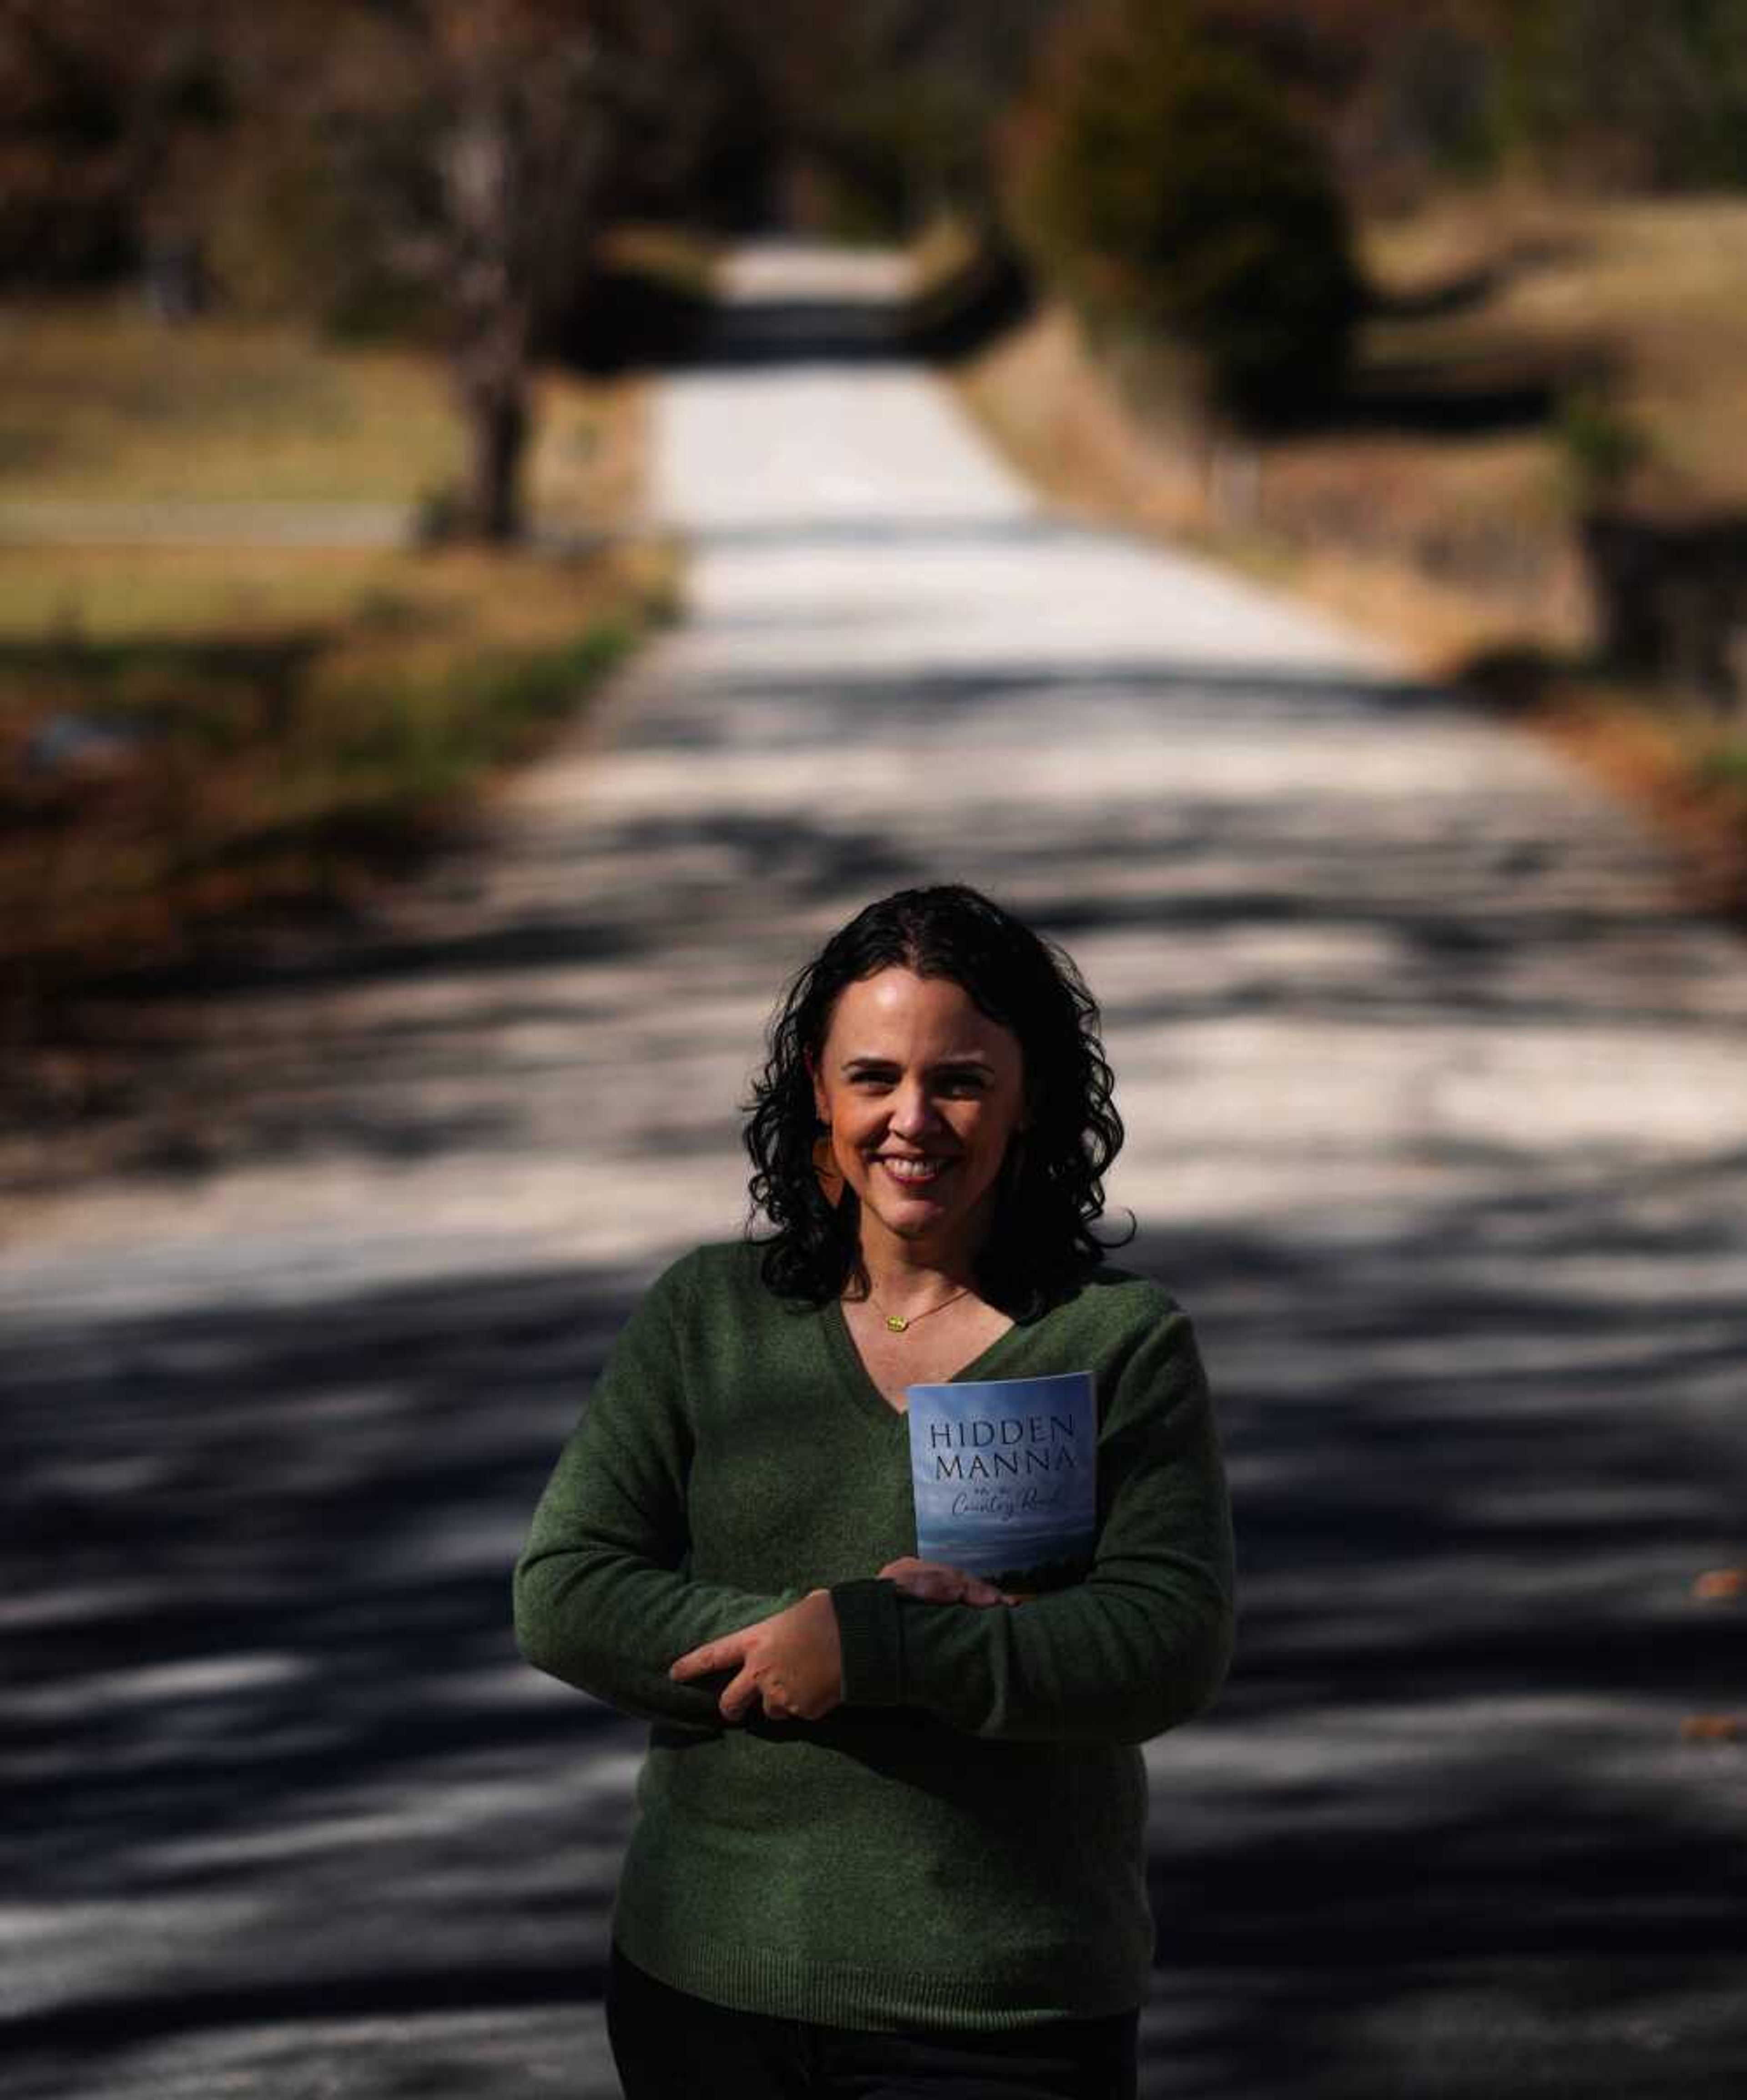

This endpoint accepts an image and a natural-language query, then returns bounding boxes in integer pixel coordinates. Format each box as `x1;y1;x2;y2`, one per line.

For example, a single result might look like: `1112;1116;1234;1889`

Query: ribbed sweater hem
611;1894;1147;2034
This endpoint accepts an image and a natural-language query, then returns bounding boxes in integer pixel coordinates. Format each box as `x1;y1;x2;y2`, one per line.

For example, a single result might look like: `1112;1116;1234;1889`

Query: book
904;1370;1097;1594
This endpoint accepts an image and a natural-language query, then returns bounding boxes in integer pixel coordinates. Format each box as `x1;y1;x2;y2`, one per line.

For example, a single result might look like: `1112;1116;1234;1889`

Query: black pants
606;1945;1140;2100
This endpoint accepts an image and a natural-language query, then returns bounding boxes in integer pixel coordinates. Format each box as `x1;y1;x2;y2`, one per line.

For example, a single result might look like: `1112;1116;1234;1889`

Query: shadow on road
6;639;1723;1202
8;257;1747;2093
7;1179;1745;2093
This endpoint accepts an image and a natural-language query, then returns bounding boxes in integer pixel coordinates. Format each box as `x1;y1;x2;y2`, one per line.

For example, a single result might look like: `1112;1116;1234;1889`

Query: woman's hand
878;1557;1021;1606
669;1589;843;1723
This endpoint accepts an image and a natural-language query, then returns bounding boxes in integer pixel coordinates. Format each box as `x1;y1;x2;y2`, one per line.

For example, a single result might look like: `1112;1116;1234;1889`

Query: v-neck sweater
514;1238;1235;2032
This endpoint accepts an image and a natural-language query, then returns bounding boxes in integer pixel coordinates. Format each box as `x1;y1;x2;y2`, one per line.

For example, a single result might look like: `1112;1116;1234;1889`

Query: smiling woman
809;967;1030;1336
513;883;1236;2099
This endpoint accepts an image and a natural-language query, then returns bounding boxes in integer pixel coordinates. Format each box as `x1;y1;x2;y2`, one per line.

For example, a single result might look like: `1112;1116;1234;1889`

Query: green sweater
513;1239;1235;2032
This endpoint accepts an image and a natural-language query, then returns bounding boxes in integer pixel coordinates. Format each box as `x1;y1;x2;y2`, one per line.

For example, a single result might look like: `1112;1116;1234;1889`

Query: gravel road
6;242;1746;2099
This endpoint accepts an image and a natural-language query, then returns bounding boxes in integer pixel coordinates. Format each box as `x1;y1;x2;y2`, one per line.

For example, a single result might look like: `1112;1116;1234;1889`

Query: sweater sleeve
514;1253;802;1730
830;1302;1235;1746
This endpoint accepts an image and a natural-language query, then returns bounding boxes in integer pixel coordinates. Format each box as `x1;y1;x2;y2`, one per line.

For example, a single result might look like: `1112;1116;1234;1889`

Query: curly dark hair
743;883;1131;1319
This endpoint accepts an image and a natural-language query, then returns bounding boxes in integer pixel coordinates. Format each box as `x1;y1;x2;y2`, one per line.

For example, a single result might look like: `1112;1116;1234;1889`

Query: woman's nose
887;1083;937;1138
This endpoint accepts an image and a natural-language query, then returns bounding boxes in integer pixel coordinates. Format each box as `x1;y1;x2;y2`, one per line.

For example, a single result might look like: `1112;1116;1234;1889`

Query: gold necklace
867;1284;972;1335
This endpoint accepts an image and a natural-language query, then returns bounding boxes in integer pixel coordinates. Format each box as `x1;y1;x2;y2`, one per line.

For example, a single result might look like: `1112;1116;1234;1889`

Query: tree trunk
460;366;528;543
453;295;530;543
442;72;535;546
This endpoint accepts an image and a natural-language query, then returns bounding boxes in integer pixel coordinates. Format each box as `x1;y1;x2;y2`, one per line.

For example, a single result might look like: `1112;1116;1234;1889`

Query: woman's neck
854;1224;987;1309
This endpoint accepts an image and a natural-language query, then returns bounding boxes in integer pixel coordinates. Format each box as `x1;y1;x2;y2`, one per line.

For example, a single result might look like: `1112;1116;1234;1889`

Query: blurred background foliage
5;0;1747;1026
1004;1;1364;424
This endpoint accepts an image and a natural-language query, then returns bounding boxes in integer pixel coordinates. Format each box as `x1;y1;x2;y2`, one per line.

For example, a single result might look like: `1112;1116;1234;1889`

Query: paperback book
905;1370;1097;1594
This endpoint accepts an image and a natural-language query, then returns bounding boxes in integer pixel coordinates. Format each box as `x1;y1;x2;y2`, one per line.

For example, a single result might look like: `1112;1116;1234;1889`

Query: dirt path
6;242;1747;2098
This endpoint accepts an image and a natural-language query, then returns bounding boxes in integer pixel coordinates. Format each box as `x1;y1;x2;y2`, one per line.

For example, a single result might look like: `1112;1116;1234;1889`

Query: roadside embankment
921;193;1747;922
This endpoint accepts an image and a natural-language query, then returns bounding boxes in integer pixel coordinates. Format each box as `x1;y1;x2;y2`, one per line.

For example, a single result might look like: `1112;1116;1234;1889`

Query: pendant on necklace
884;1314;909;1333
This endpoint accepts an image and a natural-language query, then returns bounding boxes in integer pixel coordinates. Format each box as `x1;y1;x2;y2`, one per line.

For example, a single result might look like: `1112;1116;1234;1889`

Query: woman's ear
806;1051;828;1127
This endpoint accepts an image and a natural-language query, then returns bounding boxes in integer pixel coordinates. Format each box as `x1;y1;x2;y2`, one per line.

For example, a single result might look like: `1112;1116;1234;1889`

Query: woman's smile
875;1153;951;1185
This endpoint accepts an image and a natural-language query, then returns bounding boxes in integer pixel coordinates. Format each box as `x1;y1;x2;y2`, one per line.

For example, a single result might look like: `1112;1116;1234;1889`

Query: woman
514;882;1235;2099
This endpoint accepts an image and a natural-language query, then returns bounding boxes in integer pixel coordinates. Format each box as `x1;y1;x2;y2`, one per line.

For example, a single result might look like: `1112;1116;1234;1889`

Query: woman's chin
858;1188;947;1238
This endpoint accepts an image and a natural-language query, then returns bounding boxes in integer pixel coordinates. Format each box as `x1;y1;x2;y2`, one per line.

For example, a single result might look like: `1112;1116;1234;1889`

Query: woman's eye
844;1072;985;1095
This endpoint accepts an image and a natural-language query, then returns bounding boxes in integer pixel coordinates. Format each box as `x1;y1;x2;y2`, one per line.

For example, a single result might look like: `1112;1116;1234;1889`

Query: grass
0;294;650;522
1363;191;1747;505
0;302;461;506
934;190;1747;917
1;541;679;1014
0;297;675;1025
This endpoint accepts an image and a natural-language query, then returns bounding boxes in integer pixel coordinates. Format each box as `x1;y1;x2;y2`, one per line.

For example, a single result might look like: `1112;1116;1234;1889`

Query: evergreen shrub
1009;2;1363;425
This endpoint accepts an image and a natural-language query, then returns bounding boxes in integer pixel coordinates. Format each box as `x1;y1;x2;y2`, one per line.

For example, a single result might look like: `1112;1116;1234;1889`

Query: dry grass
951;302;1585;660
0;304;671;1022
0;302;460;505
0;295;647;525
1363;189;1747;509
528;367;651;531
595;222;722;297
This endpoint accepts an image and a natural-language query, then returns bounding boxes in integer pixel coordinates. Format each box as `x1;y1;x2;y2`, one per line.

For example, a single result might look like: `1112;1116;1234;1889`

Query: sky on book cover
906;1370;1096;1576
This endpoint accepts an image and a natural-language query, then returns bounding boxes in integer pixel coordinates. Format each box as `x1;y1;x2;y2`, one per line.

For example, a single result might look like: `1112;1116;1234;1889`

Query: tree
235;0;689;544
654;0;1062;240
0;0;699;543
1006;0;1363;426
419;1;642;541
1481;0;1747;188
0;0;229;294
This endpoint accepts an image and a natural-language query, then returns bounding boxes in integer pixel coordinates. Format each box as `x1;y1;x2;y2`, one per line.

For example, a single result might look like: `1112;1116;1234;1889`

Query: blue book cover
905;1371;1097;1593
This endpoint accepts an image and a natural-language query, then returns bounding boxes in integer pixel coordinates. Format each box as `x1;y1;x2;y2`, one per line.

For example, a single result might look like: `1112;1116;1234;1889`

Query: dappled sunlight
8;246;1747;2100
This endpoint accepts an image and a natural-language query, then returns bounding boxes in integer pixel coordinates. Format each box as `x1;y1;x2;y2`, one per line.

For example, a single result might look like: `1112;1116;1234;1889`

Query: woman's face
809;967;1029;1268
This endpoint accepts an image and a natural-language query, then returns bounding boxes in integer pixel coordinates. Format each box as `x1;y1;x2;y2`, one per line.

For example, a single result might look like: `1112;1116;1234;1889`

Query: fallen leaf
1680;1714;1744;1742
